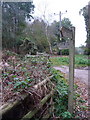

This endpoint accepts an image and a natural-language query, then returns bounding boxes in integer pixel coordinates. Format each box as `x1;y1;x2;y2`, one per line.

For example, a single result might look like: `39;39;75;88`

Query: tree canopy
2;2;73;55
80;2;90;54
2;2;34;51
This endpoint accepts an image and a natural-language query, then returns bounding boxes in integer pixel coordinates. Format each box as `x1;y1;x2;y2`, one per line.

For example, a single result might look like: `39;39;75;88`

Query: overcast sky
33;0;89;47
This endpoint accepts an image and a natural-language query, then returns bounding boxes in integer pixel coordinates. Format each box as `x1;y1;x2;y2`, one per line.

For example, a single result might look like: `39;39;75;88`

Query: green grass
50;55;90;68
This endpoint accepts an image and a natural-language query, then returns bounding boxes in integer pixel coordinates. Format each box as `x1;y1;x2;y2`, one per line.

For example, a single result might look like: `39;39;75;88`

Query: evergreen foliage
2;2;34;51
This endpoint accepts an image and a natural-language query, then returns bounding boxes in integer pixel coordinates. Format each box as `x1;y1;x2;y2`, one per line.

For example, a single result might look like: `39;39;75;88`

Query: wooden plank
61;26;72;39
34;75;53;89
21;91;53;120
0;76;53;120
58;26;72;50
57;41;69;49
68;27;75;114
0;95;26;115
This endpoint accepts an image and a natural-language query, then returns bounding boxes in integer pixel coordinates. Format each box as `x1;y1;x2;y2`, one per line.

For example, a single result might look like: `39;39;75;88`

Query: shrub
58;49;69;55
84;48;90;55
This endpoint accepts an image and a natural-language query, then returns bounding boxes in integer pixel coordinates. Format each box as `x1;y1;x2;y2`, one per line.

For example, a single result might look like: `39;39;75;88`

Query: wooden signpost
60;26;75;114
61;26;73;39
57;41;69;50
58;26;73;49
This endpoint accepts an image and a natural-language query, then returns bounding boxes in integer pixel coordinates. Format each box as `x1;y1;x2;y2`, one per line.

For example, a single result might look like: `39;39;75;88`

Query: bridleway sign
58;26;73;50
60;26;75;114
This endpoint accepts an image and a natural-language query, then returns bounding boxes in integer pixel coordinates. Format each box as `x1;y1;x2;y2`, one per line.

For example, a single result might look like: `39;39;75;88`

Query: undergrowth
2;50;51;102
51;68;73;119
50;68;87;119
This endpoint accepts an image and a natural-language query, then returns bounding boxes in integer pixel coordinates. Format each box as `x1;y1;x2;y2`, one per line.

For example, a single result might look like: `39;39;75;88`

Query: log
0;76;53;120
0;94;28;116
0;76;53;113
0;101;19;115
21;91;53;120
34;75;53;89
41;106;53;119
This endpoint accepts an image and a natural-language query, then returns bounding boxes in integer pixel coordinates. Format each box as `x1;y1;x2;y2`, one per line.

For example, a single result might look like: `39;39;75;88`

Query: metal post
68;27;75;114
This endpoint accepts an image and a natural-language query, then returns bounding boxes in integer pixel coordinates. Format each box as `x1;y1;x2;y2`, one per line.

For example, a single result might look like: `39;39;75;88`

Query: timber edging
0;76;54;120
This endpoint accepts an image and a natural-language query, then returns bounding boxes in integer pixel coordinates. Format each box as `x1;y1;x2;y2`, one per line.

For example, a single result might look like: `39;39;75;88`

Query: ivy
51;68;70;118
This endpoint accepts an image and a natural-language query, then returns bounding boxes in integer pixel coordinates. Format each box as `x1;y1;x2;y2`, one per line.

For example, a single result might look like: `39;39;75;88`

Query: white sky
33;0;89;47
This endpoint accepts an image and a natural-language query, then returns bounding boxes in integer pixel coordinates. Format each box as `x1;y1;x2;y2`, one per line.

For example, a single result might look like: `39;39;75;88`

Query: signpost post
68;27;75;114
59;26;75;114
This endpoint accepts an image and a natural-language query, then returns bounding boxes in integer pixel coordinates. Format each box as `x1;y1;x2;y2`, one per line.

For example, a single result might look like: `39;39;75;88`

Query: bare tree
33;0;53;54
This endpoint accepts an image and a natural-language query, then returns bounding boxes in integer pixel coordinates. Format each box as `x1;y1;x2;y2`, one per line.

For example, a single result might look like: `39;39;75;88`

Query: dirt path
53;66;88;85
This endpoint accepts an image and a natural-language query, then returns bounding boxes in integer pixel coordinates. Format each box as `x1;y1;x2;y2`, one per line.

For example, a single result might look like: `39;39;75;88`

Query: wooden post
60;26;75;114
68;27;75;114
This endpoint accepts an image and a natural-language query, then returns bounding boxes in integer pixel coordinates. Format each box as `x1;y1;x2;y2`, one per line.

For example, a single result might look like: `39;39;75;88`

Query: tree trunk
45;25;52;54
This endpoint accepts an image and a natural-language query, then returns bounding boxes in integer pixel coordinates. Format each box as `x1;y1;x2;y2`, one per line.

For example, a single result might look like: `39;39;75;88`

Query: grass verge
50;55;90;68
